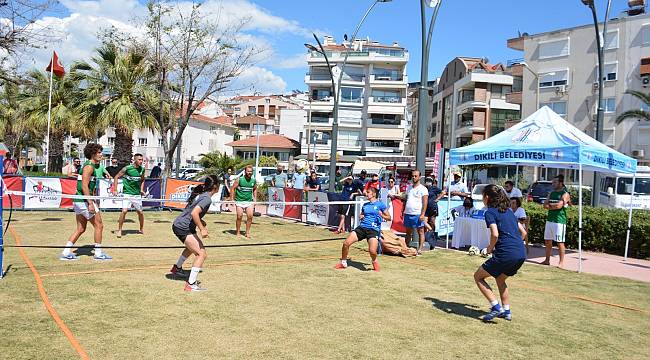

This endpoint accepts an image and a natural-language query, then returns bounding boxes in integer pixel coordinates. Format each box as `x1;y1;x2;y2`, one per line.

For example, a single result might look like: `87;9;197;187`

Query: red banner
2;176;24;209
60;178;77;208
164;178;202;209
283;188;303;220
390;198;406;233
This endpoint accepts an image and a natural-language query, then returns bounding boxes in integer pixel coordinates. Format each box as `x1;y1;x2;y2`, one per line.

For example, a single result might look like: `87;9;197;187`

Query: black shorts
425;206;439;218
172;225;195;243
482;257;525;277
354;227;379;241
338;204;352;216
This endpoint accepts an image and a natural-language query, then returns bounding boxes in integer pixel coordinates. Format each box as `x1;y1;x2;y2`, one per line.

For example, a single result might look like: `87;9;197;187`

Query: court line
9;226;90;360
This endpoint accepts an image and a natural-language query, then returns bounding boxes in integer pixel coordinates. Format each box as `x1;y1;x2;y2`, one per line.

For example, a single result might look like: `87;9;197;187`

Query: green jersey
547;189;569;224
122;164;145;195
235;175;256;202
75;161;100;202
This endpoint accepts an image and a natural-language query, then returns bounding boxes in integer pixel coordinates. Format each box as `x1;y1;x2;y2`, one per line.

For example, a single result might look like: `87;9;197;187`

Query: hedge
523;202;650;259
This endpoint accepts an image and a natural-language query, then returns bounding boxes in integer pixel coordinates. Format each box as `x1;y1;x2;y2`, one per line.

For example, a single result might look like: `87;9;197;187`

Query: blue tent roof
449;106;637;174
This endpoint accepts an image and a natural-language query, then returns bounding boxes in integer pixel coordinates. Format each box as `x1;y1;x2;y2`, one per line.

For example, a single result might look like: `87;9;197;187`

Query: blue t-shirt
293;173;306;190
484;207;526;261
340;182;356;200
427;186;442;209
306;177;320;190
352;178;365;193
358;200;387;232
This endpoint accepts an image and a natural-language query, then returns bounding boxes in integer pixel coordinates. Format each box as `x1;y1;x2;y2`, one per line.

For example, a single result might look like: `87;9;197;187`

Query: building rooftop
234;115;271;125
227;134;300;149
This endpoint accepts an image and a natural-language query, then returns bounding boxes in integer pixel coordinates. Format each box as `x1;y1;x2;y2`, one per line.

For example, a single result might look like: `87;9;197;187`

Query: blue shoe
93;253;113;261
59;253;79;261
482;304;503;322
497;310;512;321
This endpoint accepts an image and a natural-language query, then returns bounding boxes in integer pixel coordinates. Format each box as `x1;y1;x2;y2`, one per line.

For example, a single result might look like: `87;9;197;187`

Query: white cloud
271;52;309;69
225;66;287;95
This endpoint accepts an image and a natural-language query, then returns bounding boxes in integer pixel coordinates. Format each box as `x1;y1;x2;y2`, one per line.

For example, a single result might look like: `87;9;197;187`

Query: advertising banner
306;191;329;225
283;188;303;220
164;178;202;209
389;198;406;234
23;177;68;209
97;179;124;209
2;176;24;209
143;179;163;208
267;187;286;217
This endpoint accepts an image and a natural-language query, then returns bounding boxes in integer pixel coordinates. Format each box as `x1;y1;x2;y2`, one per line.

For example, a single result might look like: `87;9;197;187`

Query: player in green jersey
112;153;146;238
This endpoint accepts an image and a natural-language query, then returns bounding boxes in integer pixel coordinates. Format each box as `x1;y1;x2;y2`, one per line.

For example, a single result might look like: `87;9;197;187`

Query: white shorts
122;196;143;211
544;222;567;243
73;201;100;220
236;202;254;210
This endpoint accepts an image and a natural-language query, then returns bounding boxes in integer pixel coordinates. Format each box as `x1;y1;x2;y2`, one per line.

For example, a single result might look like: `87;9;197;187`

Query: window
370;113;400;125
512;77;523;92
312;88;332;101
158;138;164;147
490;109;519;136
602;29;619;50
539;70;568;88
538;38;570;59
373;67;402;81
643;24;650;45
458;89;474;103
540;101;567;117
601;98;616;113
338;130;360;147
432;102;438;117
108;137;115;146
368;140;400;148
311;112;331;123
309;67;332;80
247;106;256;114
342;67;364;81
368;47;404;57
371;89;401;103
490;84;512;99
138;138;147;147
597;62;618;81
341;87;363;103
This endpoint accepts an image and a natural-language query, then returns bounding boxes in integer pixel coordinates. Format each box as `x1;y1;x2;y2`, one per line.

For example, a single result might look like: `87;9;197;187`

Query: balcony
457;114;474;128
505;91;522;105
340;74;366;85
310;115;331;123
369;96;406;106
305;73;332;84
308;49;409;64
369;74;408;87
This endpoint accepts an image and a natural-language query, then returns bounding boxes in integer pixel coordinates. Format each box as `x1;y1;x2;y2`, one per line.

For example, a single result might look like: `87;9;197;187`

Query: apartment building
303;36;409;159
507;6;650;167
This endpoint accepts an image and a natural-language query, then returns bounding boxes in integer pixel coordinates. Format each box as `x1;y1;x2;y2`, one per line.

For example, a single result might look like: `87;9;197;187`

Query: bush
566;186;592;206
523;202;650;259
256;183;269;202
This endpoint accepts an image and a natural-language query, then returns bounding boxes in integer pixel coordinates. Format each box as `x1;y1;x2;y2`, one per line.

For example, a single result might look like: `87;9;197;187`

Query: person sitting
504;180;522;199
2;153;19;175
380;230;418;257
510;197;529;253
452;197;475;219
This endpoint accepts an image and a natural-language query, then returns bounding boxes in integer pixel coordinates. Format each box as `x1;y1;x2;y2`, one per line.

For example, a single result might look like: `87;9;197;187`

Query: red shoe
334;262;347;269
372;261;380;272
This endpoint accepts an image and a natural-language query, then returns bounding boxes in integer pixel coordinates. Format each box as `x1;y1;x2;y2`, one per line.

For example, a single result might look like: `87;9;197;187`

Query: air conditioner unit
642;75;650;87
632;149;646;158
555;85;567;94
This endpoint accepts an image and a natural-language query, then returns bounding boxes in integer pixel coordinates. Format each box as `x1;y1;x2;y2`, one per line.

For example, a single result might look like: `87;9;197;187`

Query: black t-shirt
106;166;121;178
428;186;442;209
149;166;161;178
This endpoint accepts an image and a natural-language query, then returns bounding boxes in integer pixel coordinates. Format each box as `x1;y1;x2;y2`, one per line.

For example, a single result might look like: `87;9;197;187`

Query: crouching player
473;185;527;321
334;187;391;272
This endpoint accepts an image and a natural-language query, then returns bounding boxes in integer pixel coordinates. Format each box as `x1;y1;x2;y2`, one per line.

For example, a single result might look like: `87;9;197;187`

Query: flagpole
45;51;54;175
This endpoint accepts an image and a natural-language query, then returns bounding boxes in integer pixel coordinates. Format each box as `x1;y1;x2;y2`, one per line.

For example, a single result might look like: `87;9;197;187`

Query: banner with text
2;176;24;209
267;187;286;217
306;191;329;225
164;178;202;209
23;177;76;209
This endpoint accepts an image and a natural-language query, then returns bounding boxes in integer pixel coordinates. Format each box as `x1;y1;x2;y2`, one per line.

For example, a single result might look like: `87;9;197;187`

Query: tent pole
515;164;519;187
624;175;636;261
445;165;452;249
578;164;583;273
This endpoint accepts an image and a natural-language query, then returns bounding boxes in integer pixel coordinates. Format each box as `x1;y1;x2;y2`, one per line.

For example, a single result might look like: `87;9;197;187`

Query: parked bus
597;166;650;210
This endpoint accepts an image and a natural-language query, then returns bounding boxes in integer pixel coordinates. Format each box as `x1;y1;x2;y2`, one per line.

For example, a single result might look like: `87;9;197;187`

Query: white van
235;167;277;185
597;166;650;210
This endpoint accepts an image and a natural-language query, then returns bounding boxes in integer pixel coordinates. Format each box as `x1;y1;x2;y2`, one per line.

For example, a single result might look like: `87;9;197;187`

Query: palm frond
615;109;650;124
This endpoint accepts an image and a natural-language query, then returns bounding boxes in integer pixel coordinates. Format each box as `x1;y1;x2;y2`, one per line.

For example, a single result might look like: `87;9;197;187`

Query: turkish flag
46;51;65;77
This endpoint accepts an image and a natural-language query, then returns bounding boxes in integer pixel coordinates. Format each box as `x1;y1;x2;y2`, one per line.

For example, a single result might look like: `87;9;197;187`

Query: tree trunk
114;126;133;166
48;131;65;173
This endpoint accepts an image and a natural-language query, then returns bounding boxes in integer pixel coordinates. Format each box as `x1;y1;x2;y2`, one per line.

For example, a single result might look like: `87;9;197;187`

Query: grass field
1;210;649;360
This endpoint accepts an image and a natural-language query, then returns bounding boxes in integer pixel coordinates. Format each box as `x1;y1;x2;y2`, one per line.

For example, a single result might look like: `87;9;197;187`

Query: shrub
523;202;650;259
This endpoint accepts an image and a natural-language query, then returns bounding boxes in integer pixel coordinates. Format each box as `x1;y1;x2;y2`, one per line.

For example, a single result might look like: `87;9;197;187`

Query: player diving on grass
112;153;146;238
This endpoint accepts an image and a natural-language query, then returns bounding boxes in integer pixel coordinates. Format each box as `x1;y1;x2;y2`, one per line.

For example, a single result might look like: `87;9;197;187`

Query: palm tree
19;70;82;172
75;44;162;163
197;152;252;177
616;90;650;124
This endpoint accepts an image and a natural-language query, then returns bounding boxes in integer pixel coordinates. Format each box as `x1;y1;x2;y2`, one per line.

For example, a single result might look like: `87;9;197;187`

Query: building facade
507;8;650;167
303;36;409;159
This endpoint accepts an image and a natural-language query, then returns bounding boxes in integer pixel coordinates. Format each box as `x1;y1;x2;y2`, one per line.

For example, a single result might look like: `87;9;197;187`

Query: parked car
178;167;203;180
236;167;276;185
527;181;554;204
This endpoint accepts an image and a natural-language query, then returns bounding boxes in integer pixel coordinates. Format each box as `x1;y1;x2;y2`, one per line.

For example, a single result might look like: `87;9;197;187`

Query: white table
451;217;490;249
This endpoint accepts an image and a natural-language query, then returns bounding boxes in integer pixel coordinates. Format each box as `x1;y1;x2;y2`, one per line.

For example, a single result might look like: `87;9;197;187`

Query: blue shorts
403;214;425;229
482;256;525;277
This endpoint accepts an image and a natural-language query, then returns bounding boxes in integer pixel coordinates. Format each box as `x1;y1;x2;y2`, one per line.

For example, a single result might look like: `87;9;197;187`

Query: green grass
1;210;649;359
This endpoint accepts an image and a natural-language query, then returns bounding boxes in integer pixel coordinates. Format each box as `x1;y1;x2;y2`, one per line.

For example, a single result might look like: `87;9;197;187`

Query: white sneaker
184;282;207;292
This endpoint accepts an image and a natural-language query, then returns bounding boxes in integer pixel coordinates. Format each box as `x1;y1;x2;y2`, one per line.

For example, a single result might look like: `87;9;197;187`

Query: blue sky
29;0;633;95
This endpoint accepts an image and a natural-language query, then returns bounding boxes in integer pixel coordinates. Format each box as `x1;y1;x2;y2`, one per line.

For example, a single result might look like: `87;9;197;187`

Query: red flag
46;51;65;77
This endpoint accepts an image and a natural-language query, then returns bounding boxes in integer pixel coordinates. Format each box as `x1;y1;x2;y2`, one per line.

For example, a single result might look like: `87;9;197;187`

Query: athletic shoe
93;253;113;261
334;262;347;270
497;310;512;321
184;282;207;292
170;264;189;278
59;253;79;261
372;261;380;272
482;305;504;322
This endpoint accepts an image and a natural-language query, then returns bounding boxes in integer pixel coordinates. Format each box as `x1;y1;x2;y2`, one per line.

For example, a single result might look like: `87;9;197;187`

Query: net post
0;154;4;279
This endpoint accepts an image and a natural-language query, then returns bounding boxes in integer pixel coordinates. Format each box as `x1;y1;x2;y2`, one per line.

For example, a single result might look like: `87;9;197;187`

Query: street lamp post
255;98;270;178
306;95;313;169
582;0;612;206
416;0;443;174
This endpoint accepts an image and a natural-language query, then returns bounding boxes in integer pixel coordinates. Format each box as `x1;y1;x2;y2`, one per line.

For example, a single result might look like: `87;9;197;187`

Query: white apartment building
508;7;650;167
304;36;409;159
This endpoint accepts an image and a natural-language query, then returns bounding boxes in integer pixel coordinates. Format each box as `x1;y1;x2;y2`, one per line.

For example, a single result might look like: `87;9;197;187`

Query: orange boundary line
40;255;340;278
9;226;90;360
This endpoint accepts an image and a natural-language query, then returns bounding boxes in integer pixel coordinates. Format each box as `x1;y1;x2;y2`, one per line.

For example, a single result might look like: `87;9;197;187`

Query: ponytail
483;184;510;213
187;184;205;204
187;174;221;204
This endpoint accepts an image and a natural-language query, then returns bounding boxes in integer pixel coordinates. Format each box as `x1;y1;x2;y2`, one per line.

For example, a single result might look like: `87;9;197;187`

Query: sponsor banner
390;198;406;234
164;178;202;209
267;187;286;217
2;176;24;209
98;179;124;209
435;199;464;236
283;188;303;220
142;179;163;208
23;177;66;209
306;191;329;225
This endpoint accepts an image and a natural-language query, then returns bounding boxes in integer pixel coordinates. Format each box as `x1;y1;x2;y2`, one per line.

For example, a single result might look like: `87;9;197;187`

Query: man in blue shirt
424;177;444;247
336;176;362;233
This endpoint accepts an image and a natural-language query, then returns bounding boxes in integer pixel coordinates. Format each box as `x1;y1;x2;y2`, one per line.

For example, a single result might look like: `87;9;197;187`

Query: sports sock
62;241;74;256
490;299;499;307
340;259;348;267
188;267;201;284
94;244;102;256
175;255;187;268
503;304;510;311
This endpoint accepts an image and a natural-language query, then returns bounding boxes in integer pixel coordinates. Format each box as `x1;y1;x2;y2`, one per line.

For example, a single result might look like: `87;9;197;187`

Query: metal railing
372;96;403;103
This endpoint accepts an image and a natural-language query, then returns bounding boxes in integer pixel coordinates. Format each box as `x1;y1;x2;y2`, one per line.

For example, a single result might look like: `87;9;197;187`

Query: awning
366;128;404;141
352;160;385;174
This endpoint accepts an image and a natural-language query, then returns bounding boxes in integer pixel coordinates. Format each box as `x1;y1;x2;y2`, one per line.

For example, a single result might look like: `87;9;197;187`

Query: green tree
74;44;162;164
197;152;252;177
258;155;277;167
616;90;650;124
19;70;82;172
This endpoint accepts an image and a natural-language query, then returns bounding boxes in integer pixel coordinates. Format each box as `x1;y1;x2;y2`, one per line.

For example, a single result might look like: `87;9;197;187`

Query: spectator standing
364;173;381;192
149;162;162;178
510;197;528;253
446;171;470;200
504;180;522;199
271;165;287;188
424;177;445;245
66;157;81;177
106;159;121;178
387;178;400;199
402;170;428;255
2;153;18;175
293;168;307;191
336;176;359;234
334;167;344;192
305;171;320;191
542;175;571;268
